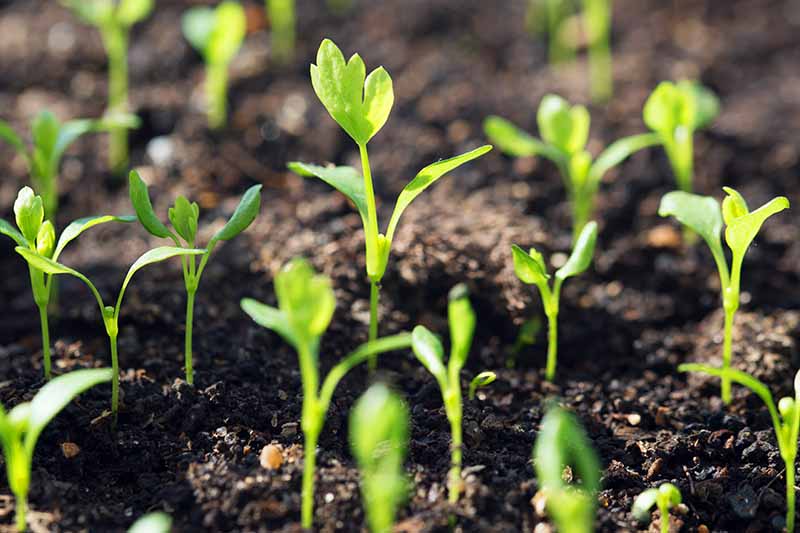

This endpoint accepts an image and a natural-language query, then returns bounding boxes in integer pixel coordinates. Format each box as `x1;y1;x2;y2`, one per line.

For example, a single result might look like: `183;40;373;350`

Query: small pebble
627;413;641;426
260;444;283;470
647;224;681;248
61;442;80;459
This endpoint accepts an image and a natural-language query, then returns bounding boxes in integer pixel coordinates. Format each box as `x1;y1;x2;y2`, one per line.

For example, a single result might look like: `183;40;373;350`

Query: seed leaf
53;215;137;262
588;132;661;185
643;81;681;134
288;162;368;224
631;488;659;522
537;95;589;154
181;7;215;53
210;184;262;244
556;221;598;281
15;247;84;277
117;0;153;26
169;196;200;244
14;187;44;243
0;219;28;247
274;258;336;339
511;244;549;286
483;116;560;159
240;298;298;349
129;170;174;239
448;283;475;373
411;326;446;385
0;119;27;155
658;191;724;254
120;247;206;303
207;1;246;65
723;192;789;257
681;80;719;129
468;371;497;400
36;221;56;258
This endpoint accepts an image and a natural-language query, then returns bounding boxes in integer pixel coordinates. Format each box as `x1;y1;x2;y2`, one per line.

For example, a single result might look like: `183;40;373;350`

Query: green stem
721;309;735;404
368;281;379;370
110;334;119;424
301;430;318;529
448;414;463;504
788;461;796;532
357;143;381;280
15;494;26;532
659;501;669;533
584;0;612;103
207;63;229;130
547;0;574;64
38;305;51;380
185;290;196;385
101;24;129;174
545;312;558;381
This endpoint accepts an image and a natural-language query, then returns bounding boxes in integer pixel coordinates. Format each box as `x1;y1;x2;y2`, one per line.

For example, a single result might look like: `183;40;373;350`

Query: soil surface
1;0;800;531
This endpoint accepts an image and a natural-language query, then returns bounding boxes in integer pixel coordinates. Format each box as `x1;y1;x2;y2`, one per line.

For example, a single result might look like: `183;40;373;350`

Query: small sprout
507;316;542;369
643;80;719;192
632;483;682;533
61;0;153;173
0;368;112;531
182;1;247;129
0;187;135;379
128;511;172;533
533;404;600;533
240;259;412;529
15;245;205;422
129;170;262;385
511;221;598;381
582;0;613;102
659;188;789;403
290;39;491;367
485;96;659;241
349;384;409;533
679;365;800;532
411;284;491;503
266;0;295;64
468;371;496;400
526;0;576;63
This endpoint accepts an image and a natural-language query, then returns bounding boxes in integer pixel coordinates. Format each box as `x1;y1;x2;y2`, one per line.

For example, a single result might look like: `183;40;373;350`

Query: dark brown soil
1;0;799;531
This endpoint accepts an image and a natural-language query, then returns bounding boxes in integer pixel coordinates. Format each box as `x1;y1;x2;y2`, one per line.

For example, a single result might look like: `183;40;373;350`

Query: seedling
349;383;409;533
128;512;172;533
511;221;598;381
0;111;137;218
0;368;112;531
182;1;247;129
411;284;492;503
61;0;153;173
533;404;600;533
15;245;204;421
468;371;497;400
266;0;295;64
582;0;612;102
129;170;261;385
679;364;800;532
507;316;542;369
484;96;659;241
0;187;135;379
632;483;682;533
240;258;412;529
643;81;719;192
290;39;491;367
659;188;789;403
526;0;575;63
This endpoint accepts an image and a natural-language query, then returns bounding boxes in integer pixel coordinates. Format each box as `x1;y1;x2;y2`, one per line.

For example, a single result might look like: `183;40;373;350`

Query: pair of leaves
631;483;682;523
643;80;719;136
61;0;153;27
182;1;247;65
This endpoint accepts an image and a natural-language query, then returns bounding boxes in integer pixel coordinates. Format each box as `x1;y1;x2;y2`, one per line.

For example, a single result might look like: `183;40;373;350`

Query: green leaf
181;7;215;53
16;247;87;277
679;80;719;129
555;221;597;281
128;170;174;239
288;162;367;224
658;191;725;256
116;0;153;26
721;186;749;225
168;196;200;244
118;247;206;313
36;221;56;258
0;219;28;247
240;298;298;349
482;116;562;160
411;326;447;386
468;371;496;400
210;184;262;244
447;283;475;373
274;258;336;340
660;483;682;506
588;133;661;185
0;119;27;156
723;191;789;258
631;488;659;522
643;81;680;134
60;0;114;25
511;244;549;286
53;215;137;262
31;111;60;177
536;95;588;154
207;1;247;65
128;512;172;533
13;187;44;243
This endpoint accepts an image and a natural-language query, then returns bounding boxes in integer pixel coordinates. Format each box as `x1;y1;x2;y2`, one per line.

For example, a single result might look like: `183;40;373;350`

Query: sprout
61;0;153;173
411;284;492;503
485;96;658;241
632;483;682;533
14;246;205;422
266;0;295;65
507;316;542;369
182;1;247;129
128;512;172;533
290;39;492;367
240;259;412;529
129;170;262;385
533;404;600;533
0;368;112;531
582;0;612;102
511;221;598;381
525;0;575;63
0;187;135;379
679;365;800;532
643;81;719;192
659;188;789;403
468;371;497;400
349;384;409;533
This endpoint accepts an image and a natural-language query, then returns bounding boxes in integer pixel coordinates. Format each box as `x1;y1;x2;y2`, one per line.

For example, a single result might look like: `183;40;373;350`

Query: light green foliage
267;0;295;64
128;511;172;533
485;96;658;241
468;371;497;400
349;384;409;533
632;483;682;533
129;170;261;384
0;368;112;531
240;258;412;529
643;80;719;192
581;0;612;102
659;188;788;403
511;221;598;380
533;405;600;533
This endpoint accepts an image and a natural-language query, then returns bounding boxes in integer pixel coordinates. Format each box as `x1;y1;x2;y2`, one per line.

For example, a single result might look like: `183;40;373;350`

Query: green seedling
290;39;491;367
468;371;497;400
61;0;153;173
511;221;598;381
411;284;492;503
0;368;112;531
0;187;135;379
679;364;800;532
643;81;719;192
128;511;172;533
15;245;204;422
240;258;412;529
0;111;137;218
507;316;542;369
350;383;409;533
182;1;247;129
129;171;261;385
526;0;576;63
485;95;659;241
266;0;295;65
659;188;789;403
533;404;600;533
632;483;682;533
582;0;612;102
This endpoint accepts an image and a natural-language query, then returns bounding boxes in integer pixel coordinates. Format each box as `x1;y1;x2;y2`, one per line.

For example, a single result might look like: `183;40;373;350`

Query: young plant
411;284;492;503
484;95;659;241
349;383;409;533
643;81;719;192
525;0;576;63
468;371;497;400
632;483;682;533
15;245;204;422
511;220;598;381
289;39;491;366
182;1;247;129
582;0;612;103
240;258;412;529
0;111;137;218
533;404;600;533
679;364;800;532
61;0;153;173
0;368;112;531
659;188;789;403
128;512;172;533
0;187;134;379
266;0;295;65
129;170;261;385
